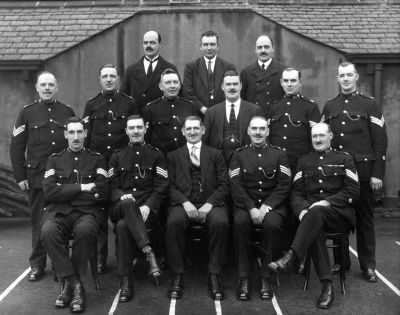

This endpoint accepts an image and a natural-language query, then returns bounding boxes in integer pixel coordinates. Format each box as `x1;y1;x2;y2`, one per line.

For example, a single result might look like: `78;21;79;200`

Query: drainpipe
373;63;383;107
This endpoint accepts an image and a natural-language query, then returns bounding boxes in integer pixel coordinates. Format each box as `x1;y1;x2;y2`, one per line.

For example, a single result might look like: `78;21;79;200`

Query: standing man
203;70;263;162
41;117;109;313
183;30;236;114
322;62;388;282
83;64;139;274
229;116;292;301
267;68;321;172
121;30;178;112
269;122;360;309
10;71;75;281
143;68;199;154
240;35;285;116
108;115;168;303
166;116;229;300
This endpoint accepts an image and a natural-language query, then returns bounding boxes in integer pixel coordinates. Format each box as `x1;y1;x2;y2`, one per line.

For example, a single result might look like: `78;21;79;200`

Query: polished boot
268;249;296;274
70;280;86;313
317;281;334;309
363;268;377;282
236;277;250;301
54;278;73;308
28;266;45;281
119;275;134;303
259;277;273;300
146;251;162;285
168;273;184;299
208;273;225;301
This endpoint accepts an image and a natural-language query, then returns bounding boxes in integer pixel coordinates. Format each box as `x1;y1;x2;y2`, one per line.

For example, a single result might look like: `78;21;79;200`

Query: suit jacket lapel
214;57;224;88
200;145;210;183
198;58;208;89
215;104;226;144
134;57;147;87
238;101;249;143
179;147;191;184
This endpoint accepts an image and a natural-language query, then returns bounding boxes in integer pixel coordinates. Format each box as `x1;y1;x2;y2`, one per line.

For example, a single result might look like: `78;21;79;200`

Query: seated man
108;115;168;302
269;122;360;309
166;116;229;300
229;116;292;301
41;117;109;313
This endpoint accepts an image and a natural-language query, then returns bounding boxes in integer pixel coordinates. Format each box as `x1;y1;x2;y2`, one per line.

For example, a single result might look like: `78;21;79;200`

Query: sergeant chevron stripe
44;169;55;178
156;166;168;178
293;171;302;182
370;116;385;127
12;125;26;137
345;169;359;182
280;165;291;177
107;168;114;178
229;168;240;178
96;168;108;177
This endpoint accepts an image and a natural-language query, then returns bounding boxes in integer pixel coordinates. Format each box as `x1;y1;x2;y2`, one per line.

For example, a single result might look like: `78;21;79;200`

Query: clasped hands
249;204;272;225
120;194;150;222
183;201;213;223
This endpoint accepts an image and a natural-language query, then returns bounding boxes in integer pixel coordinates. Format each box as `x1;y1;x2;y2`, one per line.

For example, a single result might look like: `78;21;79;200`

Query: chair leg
303;252;311;291
91;244;101;291
340;237;347;294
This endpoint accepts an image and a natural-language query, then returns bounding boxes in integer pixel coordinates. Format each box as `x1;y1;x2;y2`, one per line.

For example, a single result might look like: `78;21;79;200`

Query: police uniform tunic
108;143;168;275
267;94;321;172
322;91;387;270
40;148;109;277
83;90;139;162
142;96;199;154
10;99;75;269
289;149;360;280
229;144;292;277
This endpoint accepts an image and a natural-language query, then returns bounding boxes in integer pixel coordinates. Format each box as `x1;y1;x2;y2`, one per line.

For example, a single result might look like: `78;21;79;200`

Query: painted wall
1;10;399;196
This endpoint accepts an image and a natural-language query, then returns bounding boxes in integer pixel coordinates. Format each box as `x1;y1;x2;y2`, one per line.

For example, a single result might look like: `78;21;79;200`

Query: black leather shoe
208;273;225;301
259;278;273;300
317;281;334;309
236;277;250;301
331;263;351;274
28;266;45;281
70;280;86;313
54;278;73;308
119;276;133;303
146;251;162;284
268;249;295;274
168;273;184;299
363;268;377;282
97;262;107;275
296;258;306;275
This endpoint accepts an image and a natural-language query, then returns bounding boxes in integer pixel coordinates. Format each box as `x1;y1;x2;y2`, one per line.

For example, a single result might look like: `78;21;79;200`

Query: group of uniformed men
10;30;387;313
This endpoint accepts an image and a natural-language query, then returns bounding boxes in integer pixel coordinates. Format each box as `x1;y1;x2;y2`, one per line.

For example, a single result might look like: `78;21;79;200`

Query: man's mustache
146;47;153;51
228;89;237;93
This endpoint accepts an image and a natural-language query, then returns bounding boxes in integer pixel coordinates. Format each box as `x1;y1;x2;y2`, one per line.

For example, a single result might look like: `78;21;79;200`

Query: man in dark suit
203;70;263;162
240;35;285;116
183;30;236;114
121;30;178;112
166;116;229;301
269;122;360;309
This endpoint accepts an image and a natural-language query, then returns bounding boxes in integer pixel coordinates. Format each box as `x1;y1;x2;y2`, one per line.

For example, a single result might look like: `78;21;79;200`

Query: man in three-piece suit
183;30;236;114
121;30;178;112
240;35;285;116
203;70;263;162
165;116;230;301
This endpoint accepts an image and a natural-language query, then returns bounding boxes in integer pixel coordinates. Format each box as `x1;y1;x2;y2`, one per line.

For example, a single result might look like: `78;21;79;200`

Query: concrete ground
0;216;399;315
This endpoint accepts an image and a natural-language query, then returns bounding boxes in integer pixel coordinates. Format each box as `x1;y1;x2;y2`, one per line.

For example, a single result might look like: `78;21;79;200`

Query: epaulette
300;95;315;103
179;97;193;103
326;94;341;102
23;100;38;108
86;148;102;156
359;92;374;100
120;91;135;101
333;149;350;155
236;145;249;152
58;101;71;108
269;144;284;151
51;149;66;156
147;143;161;151
87;92;102;102
146;97;161;107
272;98;282;105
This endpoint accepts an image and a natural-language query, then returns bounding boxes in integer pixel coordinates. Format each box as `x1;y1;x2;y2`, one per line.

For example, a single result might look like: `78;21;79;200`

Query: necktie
261;63;265;70
190;146;200;167
207;60;213;76
229;104;236;126
145;57;158;78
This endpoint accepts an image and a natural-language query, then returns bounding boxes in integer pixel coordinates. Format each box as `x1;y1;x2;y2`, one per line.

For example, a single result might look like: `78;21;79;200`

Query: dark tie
261;63;266;70
190;146;200;167
207;60;213;77
229;104;236;126
145;57;158;78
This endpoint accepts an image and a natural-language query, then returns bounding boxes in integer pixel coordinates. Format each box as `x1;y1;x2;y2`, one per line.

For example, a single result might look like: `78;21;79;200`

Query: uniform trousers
166;205;229;274
110;199;154;275
291;206;352;281
355;181;376;270
29;188;47;268
41;210;99;277
233;210;284;278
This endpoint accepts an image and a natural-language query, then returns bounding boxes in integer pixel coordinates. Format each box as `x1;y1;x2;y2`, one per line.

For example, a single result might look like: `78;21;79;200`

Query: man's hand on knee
139;205;150;222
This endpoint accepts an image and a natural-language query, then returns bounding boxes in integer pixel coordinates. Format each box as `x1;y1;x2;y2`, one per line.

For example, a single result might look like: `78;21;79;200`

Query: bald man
121;30;179;112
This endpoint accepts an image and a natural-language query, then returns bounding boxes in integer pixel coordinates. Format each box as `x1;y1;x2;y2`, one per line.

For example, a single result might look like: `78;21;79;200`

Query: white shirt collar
258;58;272;69
225;98;241;121
204;56;217;64
187;141;202;151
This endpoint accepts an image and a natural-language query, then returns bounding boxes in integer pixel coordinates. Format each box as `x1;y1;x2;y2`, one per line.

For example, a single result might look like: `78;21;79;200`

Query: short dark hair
160;68;181;82
65;117;85;130
182;116;204;127
201;30;219;43
99;64;119;76
126;114;144;125
223;70;240;80
282;67;302;80
338;62;357;74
